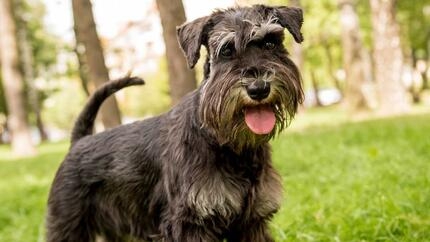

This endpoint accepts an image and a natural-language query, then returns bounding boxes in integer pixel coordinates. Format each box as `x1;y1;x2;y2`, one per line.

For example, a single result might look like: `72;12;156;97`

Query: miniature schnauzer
47;4;304;242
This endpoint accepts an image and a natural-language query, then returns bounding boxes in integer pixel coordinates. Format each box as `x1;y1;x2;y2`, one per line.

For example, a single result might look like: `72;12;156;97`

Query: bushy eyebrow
212;31;236;57
209;16;285;57
249;23;284;42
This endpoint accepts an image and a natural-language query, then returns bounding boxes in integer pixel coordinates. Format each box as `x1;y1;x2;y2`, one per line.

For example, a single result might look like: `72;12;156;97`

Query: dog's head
177;5;304;151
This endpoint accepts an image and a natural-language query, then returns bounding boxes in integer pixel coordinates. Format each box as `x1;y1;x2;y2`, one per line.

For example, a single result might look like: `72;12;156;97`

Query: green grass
0;142;68;242
271;113;430;241
1;110;429;241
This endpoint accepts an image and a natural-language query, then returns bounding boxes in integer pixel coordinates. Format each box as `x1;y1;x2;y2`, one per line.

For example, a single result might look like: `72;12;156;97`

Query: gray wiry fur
47;4;304;242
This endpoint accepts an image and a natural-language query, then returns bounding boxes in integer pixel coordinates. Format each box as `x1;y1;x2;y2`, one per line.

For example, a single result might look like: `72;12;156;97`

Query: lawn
0;109;429;241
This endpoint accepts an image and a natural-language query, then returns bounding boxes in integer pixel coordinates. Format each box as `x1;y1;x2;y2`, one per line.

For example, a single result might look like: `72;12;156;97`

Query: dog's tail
71;76;145;145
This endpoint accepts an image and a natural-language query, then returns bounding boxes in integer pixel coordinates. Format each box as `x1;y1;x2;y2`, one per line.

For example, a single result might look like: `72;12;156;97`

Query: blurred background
0;0;429;241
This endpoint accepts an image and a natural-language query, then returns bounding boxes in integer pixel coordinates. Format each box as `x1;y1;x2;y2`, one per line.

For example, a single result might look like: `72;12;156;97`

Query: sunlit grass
271;113;430;241
0;109;429;241
0;142;68;242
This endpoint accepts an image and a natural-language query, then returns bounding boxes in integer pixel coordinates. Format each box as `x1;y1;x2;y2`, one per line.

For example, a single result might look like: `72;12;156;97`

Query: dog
47;4;304;242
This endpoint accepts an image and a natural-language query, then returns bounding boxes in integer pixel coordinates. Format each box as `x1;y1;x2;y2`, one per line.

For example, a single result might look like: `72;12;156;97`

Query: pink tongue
244;106;276;135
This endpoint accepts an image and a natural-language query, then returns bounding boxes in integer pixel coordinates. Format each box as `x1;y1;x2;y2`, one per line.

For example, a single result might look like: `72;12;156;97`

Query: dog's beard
198;64;302;152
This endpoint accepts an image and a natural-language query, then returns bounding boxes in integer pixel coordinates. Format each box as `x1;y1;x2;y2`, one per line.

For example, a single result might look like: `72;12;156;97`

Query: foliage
0;0;62;133
121;58;171;117
355;0;373;48
300;0;343;87
14;0;60;76
265;0;345;90
269;0;430;92
1;110;430;241
41;79;86;130
397;0;430;57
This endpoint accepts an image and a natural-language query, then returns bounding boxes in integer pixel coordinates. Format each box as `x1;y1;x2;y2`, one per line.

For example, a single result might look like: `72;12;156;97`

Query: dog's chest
186;163;283;221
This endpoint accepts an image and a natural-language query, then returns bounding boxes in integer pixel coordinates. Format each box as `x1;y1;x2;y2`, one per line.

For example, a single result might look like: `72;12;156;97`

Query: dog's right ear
176;16;210;69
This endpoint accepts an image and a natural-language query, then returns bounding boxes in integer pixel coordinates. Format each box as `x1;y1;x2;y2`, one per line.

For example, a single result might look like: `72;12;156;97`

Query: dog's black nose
246;81;270;101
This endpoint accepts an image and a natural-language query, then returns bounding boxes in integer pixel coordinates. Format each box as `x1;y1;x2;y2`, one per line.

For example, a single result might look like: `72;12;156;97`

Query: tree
74;45;91;97
0;0;35;156
370;0;409;115
156;0;197;105
300;0;344;105
72;0;122;128
14;0;50;141
18;26;48;141
397;1;430;92
338;0;375;112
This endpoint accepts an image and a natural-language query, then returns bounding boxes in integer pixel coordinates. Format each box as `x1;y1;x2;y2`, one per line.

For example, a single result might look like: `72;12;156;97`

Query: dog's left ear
272;6;304;43
176;16;210;69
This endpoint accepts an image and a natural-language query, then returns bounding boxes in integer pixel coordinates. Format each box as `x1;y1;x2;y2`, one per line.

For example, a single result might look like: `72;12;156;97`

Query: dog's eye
263;40;276;50
220;45;234;58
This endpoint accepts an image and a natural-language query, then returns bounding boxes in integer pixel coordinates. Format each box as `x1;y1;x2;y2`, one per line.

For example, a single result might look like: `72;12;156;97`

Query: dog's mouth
244;105;276;135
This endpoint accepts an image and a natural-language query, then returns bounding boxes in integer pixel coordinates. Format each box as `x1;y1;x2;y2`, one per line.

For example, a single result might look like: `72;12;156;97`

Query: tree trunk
156;0;197;106
370;0;410;115
338;0;375;112
0;121;8;145
74;45;91;97
310;71;322;107
72;0;122;128
321;39;343;95
18;28;48;141
421;43;429;90
410;48;421;103
0;0;36;156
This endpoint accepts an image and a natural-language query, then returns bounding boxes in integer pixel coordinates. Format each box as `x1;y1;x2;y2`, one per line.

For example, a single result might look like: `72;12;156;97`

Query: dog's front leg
161;218;219;242
226;220;274;242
